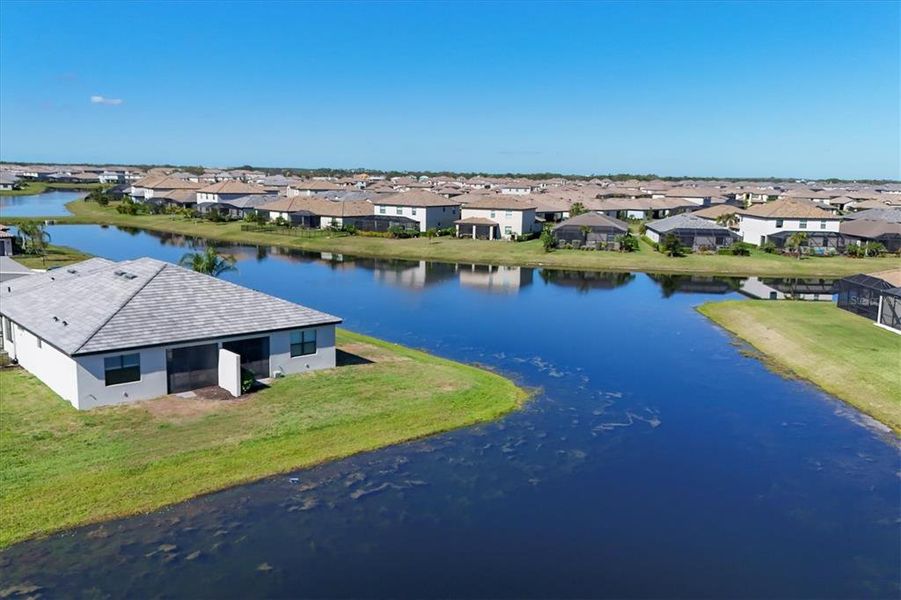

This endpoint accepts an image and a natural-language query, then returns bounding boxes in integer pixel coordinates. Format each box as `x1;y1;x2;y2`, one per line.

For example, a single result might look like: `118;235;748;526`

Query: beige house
455;195;538;240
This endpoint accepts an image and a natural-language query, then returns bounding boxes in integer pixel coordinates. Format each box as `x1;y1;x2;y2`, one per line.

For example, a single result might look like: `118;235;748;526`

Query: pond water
0;225;897;599
0;190;84;217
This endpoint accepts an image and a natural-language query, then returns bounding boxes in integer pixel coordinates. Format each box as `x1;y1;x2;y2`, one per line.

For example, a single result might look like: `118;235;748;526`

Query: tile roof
646;213;734;233
458;194;537;210
376;190;461;207
741;198;840;219
0;257;340;356
197;181;268;195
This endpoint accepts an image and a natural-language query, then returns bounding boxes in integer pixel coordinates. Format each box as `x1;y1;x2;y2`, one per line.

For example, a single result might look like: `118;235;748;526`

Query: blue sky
0;1;898;179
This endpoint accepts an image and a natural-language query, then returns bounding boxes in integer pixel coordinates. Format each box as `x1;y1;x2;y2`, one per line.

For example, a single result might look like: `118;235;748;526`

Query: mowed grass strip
3;200;894;278
698;300;901;433
0;330;527;548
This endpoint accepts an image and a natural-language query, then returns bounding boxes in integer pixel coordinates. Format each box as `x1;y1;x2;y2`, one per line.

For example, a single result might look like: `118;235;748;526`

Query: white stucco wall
373;204;460;231
739;216;840;246
268;325;337;376
460;207;537;238
5;321;338;410
6;324;79;404
75;347;168;409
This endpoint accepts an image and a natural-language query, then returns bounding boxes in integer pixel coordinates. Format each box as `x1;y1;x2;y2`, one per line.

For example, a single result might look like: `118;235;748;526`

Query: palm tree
716;212;740;229
17;222;51;266
179;246;237;277
786;231;808;260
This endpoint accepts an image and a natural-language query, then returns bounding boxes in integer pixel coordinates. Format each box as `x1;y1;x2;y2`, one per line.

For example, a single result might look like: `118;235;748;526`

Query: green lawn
0;330;527;548
698;300;901;433
2;199;889;277
0;181;103;196
12;244;91;269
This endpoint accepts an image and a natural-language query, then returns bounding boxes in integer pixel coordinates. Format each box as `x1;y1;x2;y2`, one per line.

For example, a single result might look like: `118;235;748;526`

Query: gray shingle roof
0;257;341;356
646;213;733;234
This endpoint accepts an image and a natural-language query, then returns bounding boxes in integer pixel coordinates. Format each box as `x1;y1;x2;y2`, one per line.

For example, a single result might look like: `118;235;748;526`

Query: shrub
617;232;640;253
240;368;255;394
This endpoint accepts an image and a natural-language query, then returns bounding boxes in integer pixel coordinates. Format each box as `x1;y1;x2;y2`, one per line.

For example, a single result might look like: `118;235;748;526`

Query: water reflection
1;224;892;599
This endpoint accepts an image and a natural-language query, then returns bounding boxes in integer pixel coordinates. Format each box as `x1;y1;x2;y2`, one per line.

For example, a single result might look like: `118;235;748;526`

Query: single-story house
0;257;341;409
645;214;739;251
0;175;19;191
198;193;279;219
0;224;15;256
690;204;744;228
738;198;842;246
840;208;901;252
371;191;461;232
551;212;629;249
455;195;539;240
836;268;901;333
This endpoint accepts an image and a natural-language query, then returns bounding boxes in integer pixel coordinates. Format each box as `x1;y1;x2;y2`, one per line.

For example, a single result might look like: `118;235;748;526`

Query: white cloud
90;95;123;106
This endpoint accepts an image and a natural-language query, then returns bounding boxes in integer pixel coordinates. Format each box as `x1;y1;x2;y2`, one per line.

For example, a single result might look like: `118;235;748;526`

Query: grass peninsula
0;330;527;548
699;300;901;434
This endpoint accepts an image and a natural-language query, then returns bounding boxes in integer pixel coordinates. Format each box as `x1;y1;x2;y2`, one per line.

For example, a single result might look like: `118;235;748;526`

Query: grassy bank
12;244;91;269
0;330;527;548
698;300;900;433
0;181;103;196
3;200;893;277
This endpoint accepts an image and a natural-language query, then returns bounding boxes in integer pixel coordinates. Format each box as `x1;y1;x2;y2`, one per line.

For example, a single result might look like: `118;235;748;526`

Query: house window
799;219;807;229
775;219;783;228
378;206;386;215
820;221;827;229
104;353;141;386
290;329;317;357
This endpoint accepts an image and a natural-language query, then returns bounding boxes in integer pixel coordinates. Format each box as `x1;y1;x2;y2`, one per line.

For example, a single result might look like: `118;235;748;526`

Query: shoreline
0;330;529;548
1;199;894;278
698;300;900;435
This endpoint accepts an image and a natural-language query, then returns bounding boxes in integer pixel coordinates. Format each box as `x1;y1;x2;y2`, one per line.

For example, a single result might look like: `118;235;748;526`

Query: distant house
130;176;203;201
288;180;344;197
0;224;15;256
551;213;629;249
0;257;341;409
738;198;842;247
836;268;901;333
455;195;538;240
499;181;533;195
196;181;269;205
199;193;279;220
0;175;19;191
371;191;461;232
840;208;901;253
257;196;377;229
645;213;739;251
